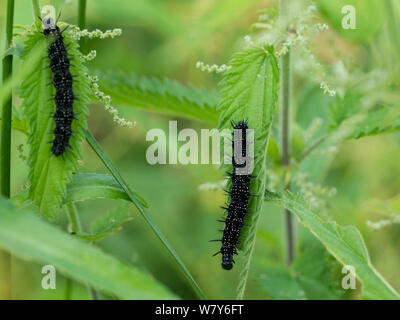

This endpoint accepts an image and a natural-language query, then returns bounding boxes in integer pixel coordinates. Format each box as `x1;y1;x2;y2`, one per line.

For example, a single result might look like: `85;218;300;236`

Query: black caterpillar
42;16;75;157
212;120;254;270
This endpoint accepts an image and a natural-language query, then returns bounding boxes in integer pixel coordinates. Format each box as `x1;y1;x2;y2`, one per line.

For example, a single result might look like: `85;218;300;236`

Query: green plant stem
84;129;206;300
1;0;14;198
0;0;15;300
64;278;72;300
65;203;101;300
78;0;87;48
65;203;82;233
280;51;291;169
280;0;295;266
281;53;296;265
296;134;329;162
0;251;11;299
31;0;41;31
78;0;87;29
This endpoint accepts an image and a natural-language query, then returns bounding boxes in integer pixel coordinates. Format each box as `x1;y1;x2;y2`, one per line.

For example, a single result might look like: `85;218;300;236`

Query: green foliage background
0;0;400;299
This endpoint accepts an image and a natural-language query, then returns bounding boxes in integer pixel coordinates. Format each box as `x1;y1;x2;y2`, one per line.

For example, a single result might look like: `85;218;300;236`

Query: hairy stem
65;203;102;300
84;129;206;300
0;0;15;300
280;0;295;265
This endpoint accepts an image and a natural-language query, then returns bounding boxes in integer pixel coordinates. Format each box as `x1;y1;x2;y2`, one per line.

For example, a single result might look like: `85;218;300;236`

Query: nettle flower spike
87;74;136;128
320;81;336;96
367;219;399;231
69;27;122;41
198;180;226;192
196;61;231;74
275;23;329;57
64;26;133;128
82;49;96;61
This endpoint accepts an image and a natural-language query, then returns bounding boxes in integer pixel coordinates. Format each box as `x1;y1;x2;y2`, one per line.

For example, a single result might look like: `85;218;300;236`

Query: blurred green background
1;0;400;299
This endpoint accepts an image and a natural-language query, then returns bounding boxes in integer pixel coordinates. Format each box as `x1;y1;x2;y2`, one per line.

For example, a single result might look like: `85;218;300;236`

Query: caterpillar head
42;16;58;36
221;254;233;270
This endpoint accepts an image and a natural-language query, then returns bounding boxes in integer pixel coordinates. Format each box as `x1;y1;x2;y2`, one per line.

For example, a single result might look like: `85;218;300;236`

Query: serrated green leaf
259;266;306;300
91;203;131;234
301;100;400;160
292;245;344;300
12;173;148;211
348;106;400;139
0;198;177;299
20;29;90;219
329;94;362;129
259;245;343;300
264;190;400;300
77;203;133;242
97;71;219;123
0;39;46;111
329;105;400;142
65;173;148;208
216;45;279;299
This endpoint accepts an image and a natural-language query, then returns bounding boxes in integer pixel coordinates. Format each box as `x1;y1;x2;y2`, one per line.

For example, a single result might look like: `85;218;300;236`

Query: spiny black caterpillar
212;120;254;270
42;16;76;157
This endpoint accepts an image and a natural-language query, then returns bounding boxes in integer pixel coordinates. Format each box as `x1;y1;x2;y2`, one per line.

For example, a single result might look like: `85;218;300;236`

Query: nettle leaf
291;244;344;300
0;198;177;299
65;173;148;208
346;106;400;139
97;71;219;123
78;203;133;242
264;190;400;300
20;30;90;219
259;243;344;300
327;105;400;144
329;94;362;129
259;266;306;300
328;90;400;141
216;45;279;298
12;173;148;211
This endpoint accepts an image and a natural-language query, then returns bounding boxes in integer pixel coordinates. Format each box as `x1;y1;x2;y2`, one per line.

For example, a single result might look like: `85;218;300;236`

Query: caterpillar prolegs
212;120;254;270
